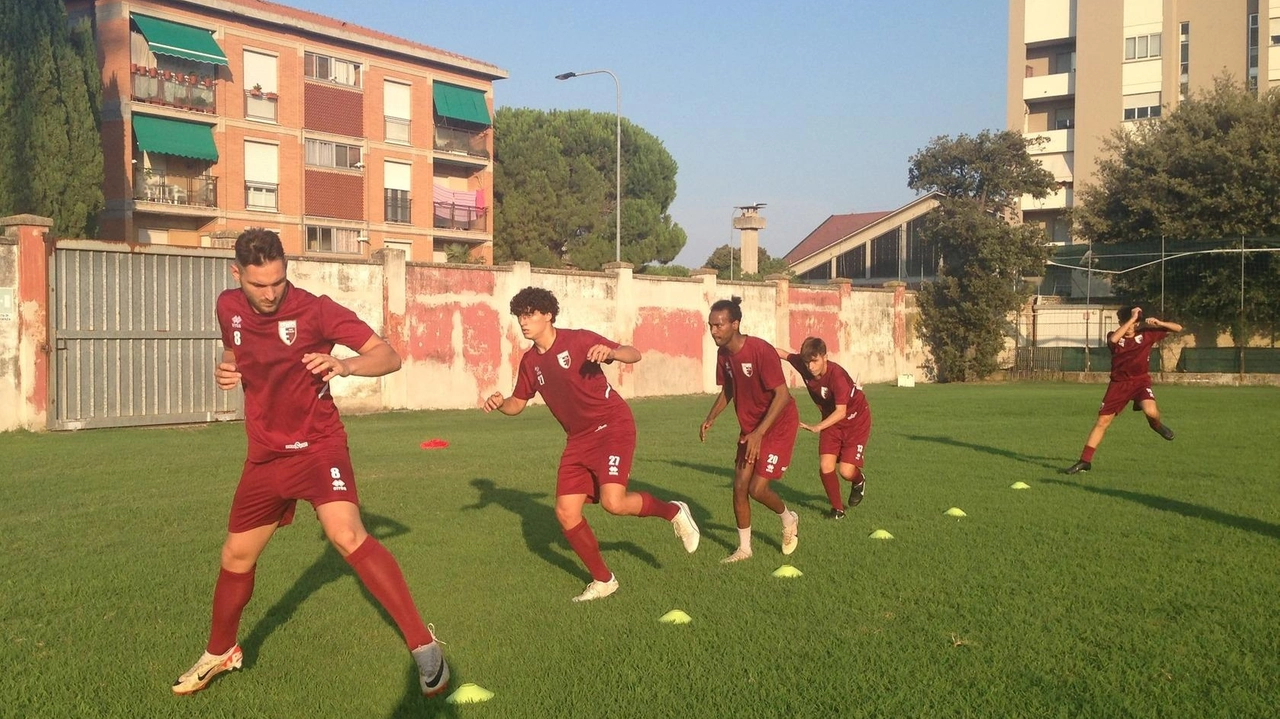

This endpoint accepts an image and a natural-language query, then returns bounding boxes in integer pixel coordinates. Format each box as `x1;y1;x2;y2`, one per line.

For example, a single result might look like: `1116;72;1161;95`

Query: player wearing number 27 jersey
484;287;700;603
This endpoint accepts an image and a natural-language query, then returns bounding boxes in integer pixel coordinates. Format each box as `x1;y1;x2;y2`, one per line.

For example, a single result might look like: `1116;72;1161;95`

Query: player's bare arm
775;347;793;360
802;402;847;433
303;335;401;383
586;343;641;365
700;390;730;442
484;392;528;416
1108;307;1142;343
741;385;791;463
1144;317;1183;332
215;349;241;390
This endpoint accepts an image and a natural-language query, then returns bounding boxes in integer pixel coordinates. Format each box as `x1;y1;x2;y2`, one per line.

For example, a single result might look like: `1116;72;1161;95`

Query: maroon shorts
1099;380;1155;416
818;412;871;467
227;446;358;533
736;409;799;480
557;420;636;501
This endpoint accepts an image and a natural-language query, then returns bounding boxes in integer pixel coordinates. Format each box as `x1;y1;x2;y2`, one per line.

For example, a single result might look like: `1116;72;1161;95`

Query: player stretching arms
484;287;700;603
173;229;448;698
700;297;801;563
1064;305;1182;474
777;337;872;519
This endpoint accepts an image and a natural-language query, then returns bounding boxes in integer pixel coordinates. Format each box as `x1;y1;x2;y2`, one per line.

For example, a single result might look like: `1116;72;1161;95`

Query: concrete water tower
733;203;767;274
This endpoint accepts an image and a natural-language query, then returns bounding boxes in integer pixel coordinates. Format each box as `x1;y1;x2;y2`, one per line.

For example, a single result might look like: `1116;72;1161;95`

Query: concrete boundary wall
0;216;929;431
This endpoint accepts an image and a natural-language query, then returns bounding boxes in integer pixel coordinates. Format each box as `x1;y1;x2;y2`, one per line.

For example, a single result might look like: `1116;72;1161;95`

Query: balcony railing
433;125;489;159
385;116;411;144
134;169;217;207
131;65;216;114
245;92;278;122
433;202;487;231
385;189;412;224
246;181;278;211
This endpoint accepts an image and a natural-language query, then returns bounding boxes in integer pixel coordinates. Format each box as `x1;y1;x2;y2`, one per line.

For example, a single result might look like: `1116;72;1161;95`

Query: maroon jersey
717;336;797;433
786;355;870;425
217;283;375;461
1108;328;1168;382
513;328;633;437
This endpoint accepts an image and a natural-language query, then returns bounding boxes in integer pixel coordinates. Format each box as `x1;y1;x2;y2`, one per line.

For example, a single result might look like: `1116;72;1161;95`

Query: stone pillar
604;261;636;395
733;208;767;275
883;280;909;381
765;273;791;352
827;277;853;360
2;215;55;431
690;267;719;393
374;246;407;410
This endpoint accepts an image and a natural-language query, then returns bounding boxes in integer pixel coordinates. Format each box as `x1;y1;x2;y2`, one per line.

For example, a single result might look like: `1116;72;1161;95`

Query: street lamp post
555;69;622;264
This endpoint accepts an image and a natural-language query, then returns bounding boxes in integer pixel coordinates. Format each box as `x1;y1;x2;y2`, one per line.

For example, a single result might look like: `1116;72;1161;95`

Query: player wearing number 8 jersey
173;229;449;698
484;287;700;603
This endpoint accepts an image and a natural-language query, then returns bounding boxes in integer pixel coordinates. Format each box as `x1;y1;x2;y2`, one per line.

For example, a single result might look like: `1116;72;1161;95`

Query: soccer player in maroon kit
1064;305;1182;474
776;337;872;519
483;287;700;602
172;230;448;697
700;297;801;563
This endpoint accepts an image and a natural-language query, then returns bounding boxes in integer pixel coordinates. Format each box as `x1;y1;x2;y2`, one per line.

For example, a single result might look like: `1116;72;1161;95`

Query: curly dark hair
709;295;743;322
509;286;559;320
1117;305;1138;323
234;228;285;267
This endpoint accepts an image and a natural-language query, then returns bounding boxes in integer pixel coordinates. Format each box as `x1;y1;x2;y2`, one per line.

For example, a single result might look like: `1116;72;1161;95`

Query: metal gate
49;240;243;430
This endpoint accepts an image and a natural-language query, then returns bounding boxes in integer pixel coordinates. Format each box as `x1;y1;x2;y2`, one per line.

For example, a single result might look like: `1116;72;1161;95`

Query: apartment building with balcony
1007;0;1272;246
65;0;507;262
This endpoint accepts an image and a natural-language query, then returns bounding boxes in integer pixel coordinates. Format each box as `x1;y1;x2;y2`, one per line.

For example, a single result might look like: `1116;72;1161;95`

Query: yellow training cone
772;565;803;578
659;609;692;624
944;507;967;518
869;529;894;539
446;683;494;704
1010;481;1031;490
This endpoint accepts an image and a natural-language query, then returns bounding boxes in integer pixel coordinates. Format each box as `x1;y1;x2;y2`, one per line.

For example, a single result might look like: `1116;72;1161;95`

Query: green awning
133;115;218;161
131;14;228;66
433;83;491;126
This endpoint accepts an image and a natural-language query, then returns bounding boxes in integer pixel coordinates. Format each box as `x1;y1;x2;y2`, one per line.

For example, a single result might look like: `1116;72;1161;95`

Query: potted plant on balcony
249;83;263;97
264;91;278;100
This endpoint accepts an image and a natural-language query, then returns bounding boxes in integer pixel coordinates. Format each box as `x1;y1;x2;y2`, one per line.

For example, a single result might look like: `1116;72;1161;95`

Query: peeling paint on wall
634;307;702;359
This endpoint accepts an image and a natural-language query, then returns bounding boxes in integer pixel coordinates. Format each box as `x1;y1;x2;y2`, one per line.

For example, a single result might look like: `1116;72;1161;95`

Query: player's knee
599;494;627;515
325;525;366;555
1096;414;1115;428
220;543;257;571
747;479;770;500
554;504;581;528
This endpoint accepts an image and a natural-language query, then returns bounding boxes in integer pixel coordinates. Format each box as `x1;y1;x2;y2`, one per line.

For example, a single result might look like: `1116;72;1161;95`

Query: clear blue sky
290;0;1009;266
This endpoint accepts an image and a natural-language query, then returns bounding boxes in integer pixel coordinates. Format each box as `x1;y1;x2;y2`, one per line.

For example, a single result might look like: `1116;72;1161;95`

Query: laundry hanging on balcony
433;186;483;223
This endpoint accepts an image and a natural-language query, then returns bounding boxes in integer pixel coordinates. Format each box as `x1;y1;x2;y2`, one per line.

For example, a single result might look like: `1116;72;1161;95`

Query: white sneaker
781;511;799;556
172;644;243;695
671;501;700;553
571;575;619;602
720;547;753;564
411;639;450;697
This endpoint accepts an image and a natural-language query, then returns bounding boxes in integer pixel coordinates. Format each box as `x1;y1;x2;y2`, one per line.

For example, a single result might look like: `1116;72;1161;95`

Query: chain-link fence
1016;236;1280;375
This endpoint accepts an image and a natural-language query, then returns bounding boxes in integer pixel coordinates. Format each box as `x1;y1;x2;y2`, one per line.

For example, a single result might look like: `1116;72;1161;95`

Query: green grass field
2;383;1278;718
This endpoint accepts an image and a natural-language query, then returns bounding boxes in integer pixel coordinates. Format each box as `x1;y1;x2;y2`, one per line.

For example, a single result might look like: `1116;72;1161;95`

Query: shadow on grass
237;511;458;714
386;666;460;719
628;477;738;554
463;478;662;583
903;434;1063;471
1044;478;1280;540
655;459;826;548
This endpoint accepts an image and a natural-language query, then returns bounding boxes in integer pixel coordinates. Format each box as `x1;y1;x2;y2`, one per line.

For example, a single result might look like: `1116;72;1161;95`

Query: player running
172;229;448;698
1064;305;1182;474
484;287;700;603
777;337;872;519
700;296;801;563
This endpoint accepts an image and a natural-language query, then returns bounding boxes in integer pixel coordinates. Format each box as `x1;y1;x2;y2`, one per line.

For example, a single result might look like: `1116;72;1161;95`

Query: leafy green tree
0;0;103;237
1074;79;1280;343
702;244;792;281
907;130;1056;382
494;108;686;270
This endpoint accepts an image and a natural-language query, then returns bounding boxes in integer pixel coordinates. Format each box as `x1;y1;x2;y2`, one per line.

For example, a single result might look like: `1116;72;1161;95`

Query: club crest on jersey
231;314;242;329
742;362;753;377
820;387;829;399
557;350;571;369
278;320;298;346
